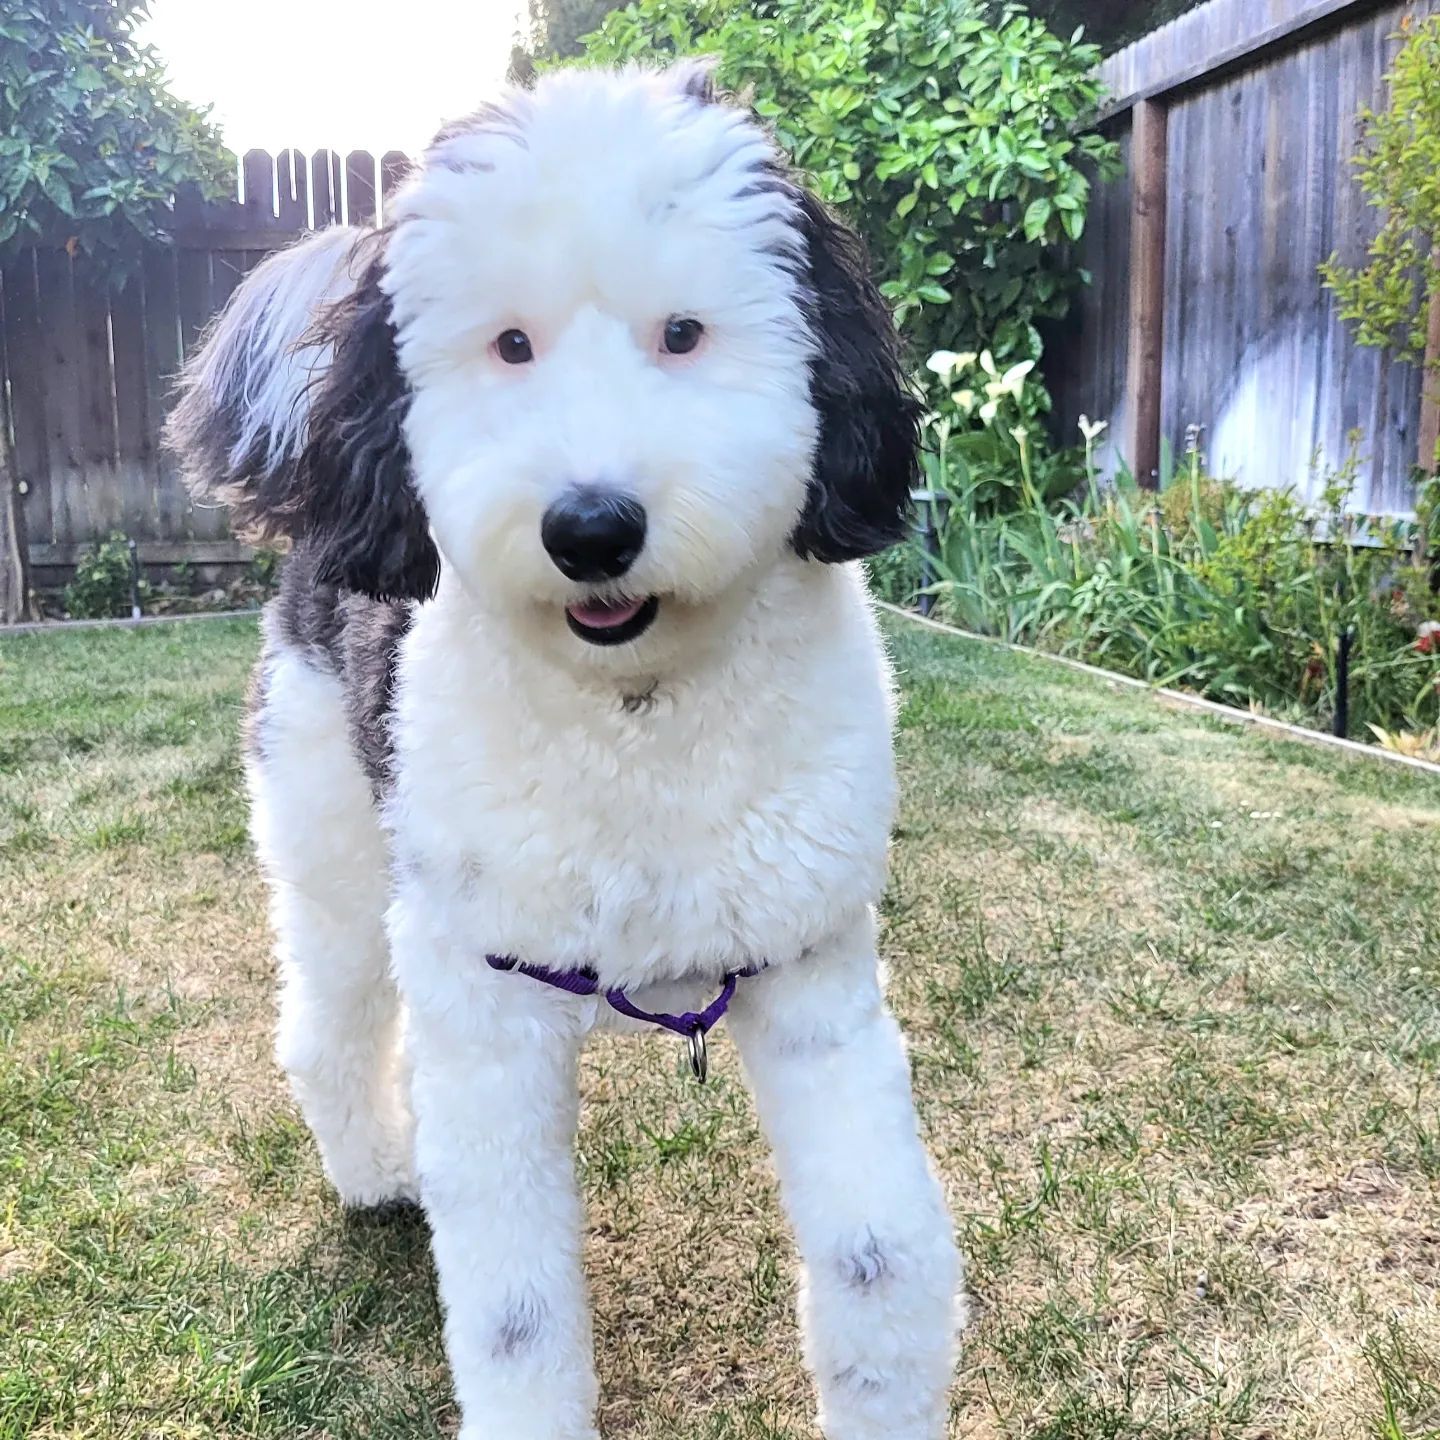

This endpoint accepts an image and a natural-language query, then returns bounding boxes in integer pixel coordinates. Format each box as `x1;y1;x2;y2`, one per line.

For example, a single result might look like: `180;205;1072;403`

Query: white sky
138;0;526;155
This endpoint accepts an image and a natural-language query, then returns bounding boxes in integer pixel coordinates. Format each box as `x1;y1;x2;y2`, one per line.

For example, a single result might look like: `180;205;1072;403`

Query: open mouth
564;594;660;646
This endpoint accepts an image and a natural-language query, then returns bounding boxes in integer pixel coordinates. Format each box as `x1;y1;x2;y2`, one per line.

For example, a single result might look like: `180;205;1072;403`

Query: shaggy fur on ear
164;228;439;604
295;252;440;602
788;190;921;564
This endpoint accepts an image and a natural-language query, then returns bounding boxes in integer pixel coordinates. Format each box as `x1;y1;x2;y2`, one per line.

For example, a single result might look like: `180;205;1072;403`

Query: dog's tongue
566;596;645;630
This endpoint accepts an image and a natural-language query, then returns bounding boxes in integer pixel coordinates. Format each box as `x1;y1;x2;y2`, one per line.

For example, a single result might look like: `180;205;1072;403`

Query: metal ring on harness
687;1027;709;1084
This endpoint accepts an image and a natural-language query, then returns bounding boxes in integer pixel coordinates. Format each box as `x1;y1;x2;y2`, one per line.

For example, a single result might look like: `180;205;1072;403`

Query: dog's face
302;65;918;669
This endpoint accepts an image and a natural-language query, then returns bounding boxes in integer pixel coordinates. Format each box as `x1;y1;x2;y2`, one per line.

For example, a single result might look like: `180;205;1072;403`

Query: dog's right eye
494;329;534;365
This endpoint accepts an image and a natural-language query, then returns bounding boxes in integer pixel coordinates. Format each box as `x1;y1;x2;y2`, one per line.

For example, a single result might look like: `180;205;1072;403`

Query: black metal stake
128;538;143;621
1333;626;1352;739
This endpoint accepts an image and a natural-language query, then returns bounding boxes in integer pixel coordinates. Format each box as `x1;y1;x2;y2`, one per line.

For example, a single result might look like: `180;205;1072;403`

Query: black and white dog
168;63;961;1440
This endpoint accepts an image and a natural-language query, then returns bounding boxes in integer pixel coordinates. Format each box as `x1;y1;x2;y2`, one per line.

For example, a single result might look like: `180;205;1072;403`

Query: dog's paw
323;1131;418;1210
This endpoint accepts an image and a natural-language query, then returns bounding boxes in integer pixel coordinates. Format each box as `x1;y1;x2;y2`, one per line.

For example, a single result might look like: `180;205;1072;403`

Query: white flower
1010;425;1029;446
952;388;976;415
981;360;1035;410
999;360;1035;395
979;398;1000;425
979;349;998;378
926;350;977;379
1079;414;1109;443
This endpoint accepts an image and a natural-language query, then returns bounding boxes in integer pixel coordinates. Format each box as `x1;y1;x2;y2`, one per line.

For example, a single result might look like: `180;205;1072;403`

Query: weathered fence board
141;247;185;542
36;250;84;548
345;151;377;228
2;147;408;576
1053;0;1438;513
5;254;52;550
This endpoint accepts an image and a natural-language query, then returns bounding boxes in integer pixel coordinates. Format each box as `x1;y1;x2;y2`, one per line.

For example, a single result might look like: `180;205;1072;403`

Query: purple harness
485;954;760;1082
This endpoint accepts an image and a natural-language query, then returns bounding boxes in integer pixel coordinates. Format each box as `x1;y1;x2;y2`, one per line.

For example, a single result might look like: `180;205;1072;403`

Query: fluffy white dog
168;62;961;1440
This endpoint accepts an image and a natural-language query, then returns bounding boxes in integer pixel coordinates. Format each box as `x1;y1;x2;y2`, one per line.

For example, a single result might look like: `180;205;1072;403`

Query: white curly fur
192;64;963;1440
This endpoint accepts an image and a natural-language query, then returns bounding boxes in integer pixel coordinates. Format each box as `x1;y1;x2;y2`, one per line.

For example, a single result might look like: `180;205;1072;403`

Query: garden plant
906;351;1440;749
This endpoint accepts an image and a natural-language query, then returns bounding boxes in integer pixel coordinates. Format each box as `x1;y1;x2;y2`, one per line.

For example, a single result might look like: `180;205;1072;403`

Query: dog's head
178;65;918;667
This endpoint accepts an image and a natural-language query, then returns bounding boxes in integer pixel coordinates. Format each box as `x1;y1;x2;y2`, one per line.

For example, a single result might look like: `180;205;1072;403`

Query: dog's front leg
395;922;597;1440
730;915;962;1440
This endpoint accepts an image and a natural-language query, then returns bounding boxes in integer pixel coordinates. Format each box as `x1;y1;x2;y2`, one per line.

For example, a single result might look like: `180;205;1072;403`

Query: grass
3;613;1439;1439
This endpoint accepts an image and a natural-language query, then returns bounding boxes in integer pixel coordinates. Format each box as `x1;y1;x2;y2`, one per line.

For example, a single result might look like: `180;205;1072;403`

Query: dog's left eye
494;329;534;365
661;318;705;356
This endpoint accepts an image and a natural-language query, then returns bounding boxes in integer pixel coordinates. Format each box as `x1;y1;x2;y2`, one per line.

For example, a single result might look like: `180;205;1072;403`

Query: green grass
3;614;1439;1439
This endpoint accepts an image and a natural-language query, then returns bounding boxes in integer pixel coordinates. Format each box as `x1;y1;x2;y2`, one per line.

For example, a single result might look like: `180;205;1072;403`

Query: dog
167;62;961;1440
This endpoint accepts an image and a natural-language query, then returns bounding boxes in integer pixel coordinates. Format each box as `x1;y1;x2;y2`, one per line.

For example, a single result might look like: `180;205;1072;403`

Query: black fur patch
787;190;921;564
838;1234;890;1290
271;545;415;795
340;597;413;795
492;1290;548;1360
832;1365;885;1396
668;56;721;104
295;250;440;603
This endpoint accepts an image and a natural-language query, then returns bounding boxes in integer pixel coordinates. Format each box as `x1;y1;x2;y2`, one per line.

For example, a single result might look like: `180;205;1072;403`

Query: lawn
2;612;1439;1440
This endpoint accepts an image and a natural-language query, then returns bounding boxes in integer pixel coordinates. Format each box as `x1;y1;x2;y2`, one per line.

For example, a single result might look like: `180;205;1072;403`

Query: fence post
1419;269;1440;477
1125;99;1169;490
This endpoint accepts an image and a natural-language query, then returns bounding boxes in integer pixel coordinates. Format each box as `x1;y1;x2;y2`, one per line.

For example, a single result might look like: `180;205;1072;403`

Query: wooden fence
1;147;410;578
1050;0;1440;515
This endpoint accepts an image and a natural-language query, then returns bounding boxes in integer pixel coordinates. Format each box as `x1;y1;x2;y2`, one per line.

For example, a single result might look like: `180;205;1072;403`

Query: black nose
541;487;647;582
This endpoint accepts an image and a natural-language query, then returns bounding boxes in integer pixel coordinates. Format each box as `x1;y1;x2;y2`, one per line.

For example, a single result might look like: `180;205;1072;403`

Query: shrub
1320;14;1440;463
0;0;231;279
918;370;1440;739
63;532;148;619
581;0;1118;437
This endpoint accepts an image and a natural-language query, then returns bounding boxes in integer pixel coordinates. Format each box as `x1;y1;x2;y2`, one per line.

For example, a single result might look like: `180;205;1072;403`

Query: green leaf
39;167;75;216
1023;197;1052;242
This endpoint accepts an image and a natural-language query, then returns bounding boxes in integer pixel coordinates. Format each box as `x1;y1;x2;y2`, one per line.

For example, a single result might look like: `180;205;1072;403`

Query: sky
137;0;526;156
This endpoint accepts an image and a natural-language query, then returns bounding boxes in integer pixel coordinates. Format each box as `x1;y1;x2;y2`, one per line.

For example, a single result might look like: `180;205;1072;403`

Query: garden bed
2;614;1438;1438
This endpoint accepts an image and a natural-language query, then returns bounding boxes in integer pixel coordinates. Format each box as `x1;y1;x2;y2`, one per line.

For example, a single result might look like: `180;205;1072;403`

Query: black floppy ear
789;190;921;564
296;251;440;602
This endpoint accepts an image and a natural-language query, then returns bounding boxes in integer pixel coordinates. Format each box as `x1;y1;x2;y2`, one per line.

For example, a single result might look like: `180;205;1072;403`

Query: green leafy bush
581;0;1117;434
918;376;1440;739
248;546;283;592
1321;14;1440;461
63;532;148;619
523;0;628;58
0;0;231;278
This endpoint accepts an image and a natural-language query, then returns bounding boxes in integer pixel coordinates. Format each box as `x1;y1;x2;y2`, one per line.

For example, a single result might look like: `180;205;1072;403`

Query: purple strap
486;955;758;1037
